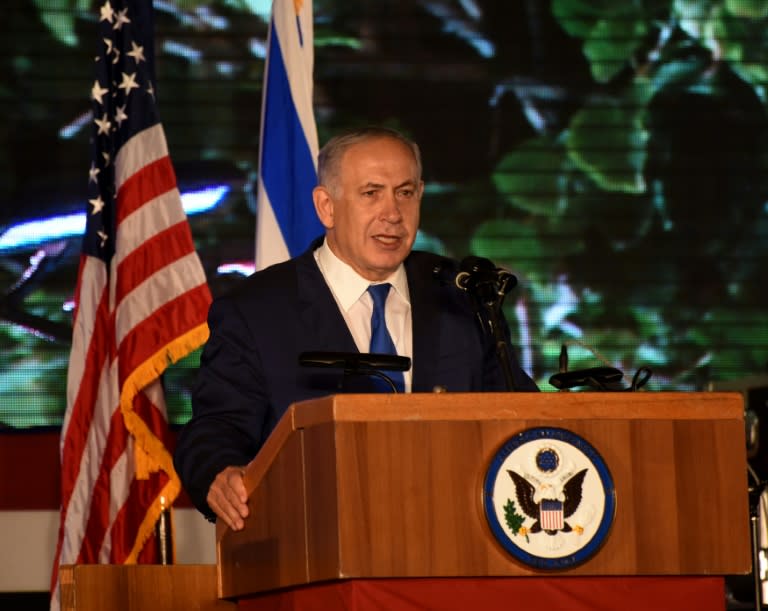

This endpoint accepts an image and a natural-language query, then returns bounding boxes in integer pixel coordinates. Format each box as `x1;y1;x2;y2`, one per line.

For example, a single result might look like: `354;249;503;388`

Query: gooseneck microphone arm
434;257;520;392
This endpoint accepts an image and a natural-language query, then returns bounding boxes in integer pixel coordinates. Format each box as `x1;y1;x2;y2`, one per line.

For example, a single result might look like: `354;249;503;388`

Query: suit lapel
295;248;359;352
406;253;442;391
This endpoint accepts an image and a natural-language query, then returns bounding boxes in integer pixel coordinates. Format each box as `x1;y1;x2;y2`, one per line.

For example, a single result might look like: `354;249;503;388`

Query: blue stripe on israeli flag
255;0;323;270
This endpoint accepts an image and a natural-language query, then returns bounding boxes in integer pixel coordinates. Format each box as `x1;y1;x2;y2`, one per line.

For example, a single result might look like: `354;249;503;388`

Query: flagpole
155;497;173;565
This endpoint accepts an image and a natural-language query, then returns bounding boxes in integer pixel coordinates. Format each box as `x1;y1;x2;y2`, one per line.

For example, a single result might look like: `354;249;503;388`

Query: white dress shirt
314;239;413;391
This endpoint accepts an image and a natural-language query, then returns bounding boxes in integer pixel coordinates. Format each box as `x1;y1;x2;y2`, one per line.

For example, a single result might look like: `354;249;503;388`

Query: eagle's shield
539;499;564;530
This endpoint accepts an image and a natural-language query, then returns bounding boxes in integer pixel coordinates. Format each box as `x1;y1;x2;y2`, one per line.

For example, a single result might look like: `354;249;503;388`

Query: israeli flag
255;0;323;270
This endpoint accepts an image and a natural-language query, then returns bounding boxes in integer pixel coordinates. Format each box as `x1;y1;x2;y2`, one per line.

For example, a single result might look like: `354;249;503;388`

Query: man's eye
398;189;414;198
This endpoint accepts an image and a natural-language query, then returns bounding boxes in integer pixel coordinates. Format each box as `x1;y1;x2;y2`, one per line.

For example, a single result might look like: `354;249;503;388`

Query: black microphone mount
548;367;624;391
433;256;521;392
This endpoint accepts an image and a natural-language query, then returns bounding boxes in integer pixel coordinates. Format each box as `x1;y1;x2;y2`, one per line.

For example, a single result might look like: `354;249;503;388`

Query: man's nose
380;192;402;222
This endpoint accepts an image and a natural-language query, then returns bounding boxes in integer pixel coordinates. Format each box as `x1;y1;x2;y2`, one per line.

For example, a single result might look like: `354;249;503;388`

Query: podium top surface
288;391;743;430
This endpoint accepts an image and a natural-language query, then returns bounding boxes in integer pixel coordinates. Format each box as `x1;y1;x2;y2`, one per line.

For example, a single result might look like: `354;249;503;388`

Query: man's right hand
206;465;249;531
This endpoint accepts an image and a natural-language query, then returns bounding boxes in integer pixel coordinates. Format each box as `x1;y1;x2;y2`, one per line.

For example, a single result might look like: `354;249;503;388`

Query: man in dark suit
174;126;538;529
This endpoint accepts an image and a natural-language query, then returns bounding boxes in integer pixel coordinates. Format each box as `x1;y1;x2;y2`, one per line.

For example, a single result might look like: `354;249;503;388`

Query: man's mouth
373;234;403;246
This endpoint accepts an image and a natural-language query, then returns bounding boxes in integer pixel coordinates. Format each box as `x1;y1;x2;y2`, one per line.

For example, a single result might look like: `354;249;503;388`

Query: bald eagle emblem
483;428;616;569
508;467;587;535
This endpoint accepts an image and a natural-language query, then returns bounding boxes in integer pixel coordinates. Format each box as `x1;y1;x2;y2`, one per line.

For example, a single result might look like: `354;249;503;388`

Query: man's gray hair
317;126;422;196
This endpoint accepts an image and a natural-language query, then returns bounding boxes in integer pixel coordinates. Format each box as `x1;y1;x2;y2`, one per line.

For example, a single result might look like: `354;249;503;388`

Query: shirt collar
316;239;410;311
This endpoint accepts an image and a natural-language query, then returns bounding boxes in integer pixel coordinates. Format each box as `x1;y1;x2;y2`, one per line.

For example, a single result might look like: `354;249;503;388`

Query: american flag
50;1;211;608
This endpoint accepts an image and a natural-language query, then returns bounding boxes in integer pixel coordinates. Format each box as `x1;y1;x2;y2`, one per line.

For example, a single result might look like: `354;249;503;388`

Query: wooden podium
217;392;750;610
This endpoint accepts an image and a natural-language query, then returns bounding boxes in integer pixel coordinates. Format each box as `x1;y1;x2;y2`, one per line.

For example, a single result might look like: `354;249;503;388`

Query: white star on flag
91;80;108;104
115;104;128;127
127;41;145;63
114;8;131;30
88;195;105;215
118;71;140;93
94;113;111;135
100;0;114;23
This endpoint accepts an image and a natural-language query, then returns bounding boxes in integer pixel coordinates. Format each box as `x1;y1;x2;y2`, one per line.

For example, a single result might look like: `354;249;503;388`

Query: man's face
313;137;423;281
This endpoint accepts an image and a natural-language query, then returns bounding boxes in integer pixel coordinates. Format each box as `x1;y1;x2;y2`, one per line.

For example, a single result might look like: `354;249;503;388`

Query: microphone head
496;270;518;293
434;256;517;294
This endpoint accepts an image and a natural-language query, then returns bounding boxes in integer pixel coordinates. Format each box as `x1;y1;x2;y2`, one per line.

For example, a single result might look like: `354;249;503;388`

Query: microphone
433;256;517;295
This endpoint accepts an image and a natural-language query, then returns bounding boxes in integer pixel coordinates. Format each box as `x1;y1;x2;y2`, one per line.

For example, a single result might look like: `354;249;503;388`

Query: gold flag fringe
119;321;210;564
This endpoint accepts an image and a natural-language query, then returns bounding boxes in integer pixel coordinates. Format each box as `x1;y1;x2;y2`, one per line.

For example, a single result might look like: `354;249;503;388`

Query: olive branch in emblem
503;499;529;542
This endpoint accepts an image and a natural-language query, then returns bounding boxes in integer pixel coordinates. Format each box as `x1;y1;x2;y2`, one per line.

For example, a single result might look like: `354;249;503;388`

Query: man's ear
312;185;334;229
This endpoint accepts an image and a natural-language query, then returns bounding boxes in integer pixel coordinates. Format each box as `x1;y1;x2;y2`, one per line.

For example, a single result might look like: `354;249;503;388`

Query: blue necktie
367;283;405;393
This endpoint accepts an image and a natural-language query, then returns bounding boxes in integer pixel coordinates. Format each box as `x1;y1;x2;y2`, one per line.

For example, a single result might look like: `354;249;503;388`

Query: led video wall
2;0;768;427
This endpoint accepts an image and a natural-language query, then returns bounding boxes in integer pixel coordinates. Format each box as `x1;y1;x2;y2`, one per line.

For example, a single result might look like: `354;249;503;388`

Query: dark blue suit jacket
174;243;538;519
